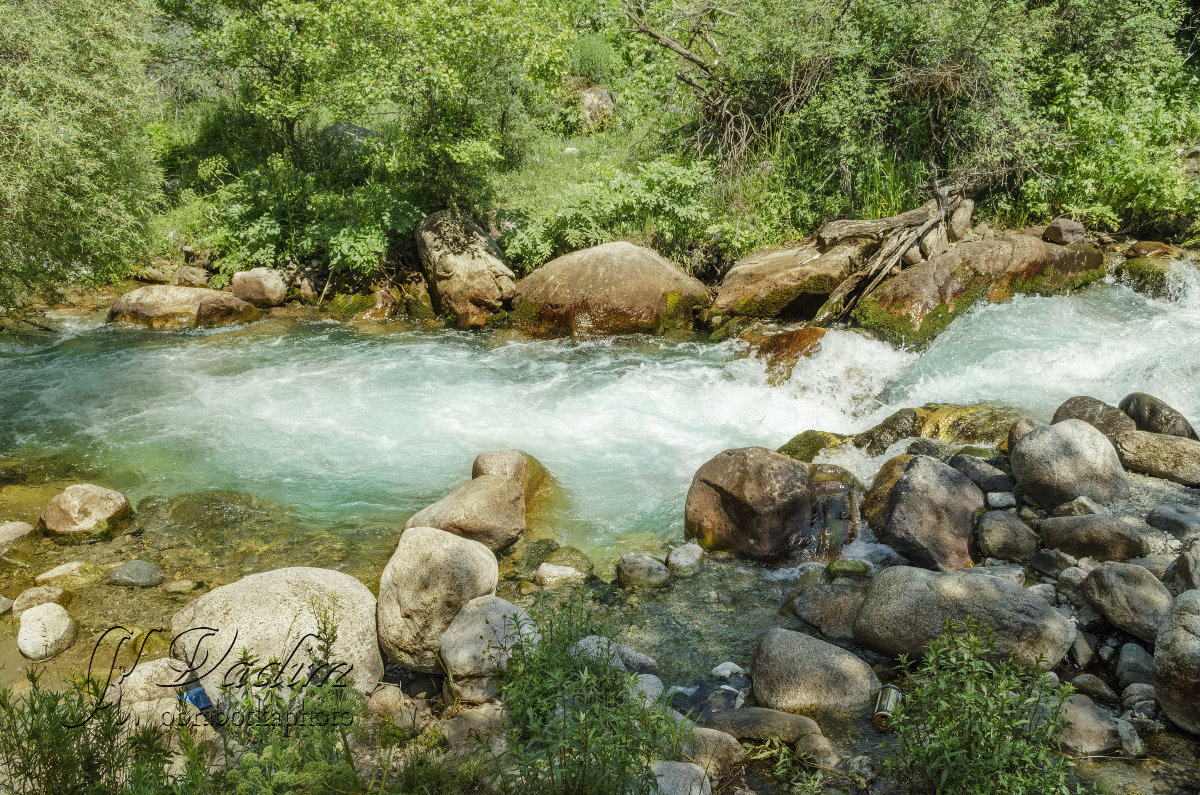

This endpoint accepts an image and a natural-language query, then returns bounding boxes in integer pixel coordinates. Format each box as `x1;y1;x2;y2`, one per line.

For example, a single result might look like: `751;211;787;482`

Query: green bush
496;596;686;795
502;156;716;275
884;618;1082;795
569;34;618;85
0;0;162;311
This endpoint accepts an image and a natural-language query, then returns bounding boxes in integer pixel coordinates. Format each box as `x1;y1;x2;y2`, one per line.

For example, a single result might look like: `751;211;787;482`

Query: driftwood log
811;189;962;326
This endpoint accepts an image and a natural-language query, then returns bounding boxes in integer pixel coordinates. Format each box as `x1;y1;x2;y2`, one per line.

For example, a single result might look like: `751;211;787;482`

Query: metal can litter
872;684;902;731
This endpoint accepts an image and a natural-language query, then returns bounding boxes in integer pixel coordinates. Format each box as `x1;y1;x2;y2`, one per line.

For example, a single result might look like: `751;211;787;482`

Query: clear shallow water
2;268;1199;563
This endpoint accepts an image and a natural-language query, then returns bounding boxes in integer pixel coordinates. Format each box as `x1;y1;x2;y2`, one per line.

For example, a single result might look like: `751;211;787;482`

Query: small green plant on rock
884;617;1083;795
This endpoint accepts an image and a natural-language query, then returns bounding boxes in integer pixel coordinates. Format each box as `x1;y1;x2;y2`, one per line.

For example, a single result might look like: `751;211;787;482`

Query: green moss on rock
778;430;849;462
1115;257;1172;298
727;274;840;320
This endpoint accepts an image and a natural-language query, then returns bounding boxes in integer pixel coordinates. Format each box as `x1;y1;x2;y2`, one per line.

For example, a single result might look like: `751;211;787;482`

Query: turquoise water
2;270;1199;562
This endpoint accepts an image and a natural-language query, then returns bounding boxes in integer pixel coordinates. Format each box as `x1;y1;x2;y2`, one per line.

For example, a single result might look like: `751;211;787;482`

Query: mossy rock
1115;257;1173;298
854;403;1021;455
863;454;911;534
726;274;841;320
826;559;870;578
778;430;849;463
544;545;593;574
708;315;754;342
657;291;708;333
851;288;984;350
326;292;376;320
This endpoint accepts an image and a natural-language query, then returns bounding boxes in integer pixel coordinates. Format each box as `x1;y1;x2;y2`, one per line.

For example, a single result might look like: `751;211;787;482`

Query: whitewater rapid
2;269;1198;559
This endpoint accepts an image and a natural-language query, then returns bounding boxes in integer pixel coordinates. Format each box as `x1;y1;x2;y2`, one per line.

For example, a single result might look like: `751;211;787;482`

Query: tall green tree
0;0;162;312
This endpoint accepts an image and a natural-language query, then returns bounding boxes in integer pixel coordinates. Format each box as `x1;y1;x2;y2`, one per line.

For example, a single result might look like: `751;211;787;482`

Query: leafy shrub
0;670;173;794
884;618;1082;795
0;0;161;310
502;157;716;274
496;596;686;795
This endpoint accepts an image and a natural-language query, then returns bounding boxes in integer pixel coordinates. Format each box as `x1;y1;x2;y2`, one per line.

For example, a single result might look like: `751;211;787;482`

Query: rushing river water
3;270;1200;567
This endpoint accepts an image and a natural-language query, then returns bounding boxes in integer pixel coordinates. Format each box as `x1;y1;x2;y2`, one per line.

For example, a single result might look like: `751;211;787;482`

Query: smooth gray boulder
171;567;383;698
1116;643;1154;689
377;526;498;672
947;453;1014;493
1081;562;1174;642
853;566;1074;668
1119;392;1198;440
403;475;525;552
1148;503;1200;539
751;628;880;713
1114;430;1200;487
1060;694;1120;755
879;456;983;571
231;267;287;307
1052;396;1136;442
974;511;1039;561
39;484;131;540
1037;515;1149;561
1011;420;1130;508
1152;590;1200;734
17;603;77;662
703;707;820;743
1166;549;1200;592
440;595;536;703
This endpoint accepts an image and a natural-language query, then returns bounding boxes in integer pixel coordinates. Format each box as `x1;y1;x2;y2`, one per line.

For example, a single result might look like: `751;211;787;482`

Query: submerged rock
417;211;516;328
376;526;498;672
403;474;525;552
171;567;383;698
751;628;879;714
39;483;131;541
1119;392;1198;440
684;447;859;561
742;326;827;385
1010;420;1130;508
109;560;164;588
853;566;1073;668
11;586;69;618
107;285;259;330
0;520;35;555
514;242;710;335
1153;590;1200;734
616;553;670;589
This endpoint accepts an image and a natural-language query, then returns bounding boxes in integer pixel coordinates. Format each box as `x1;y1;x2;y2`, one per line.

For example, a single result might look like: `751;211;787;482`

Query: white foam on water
2;267;1199;558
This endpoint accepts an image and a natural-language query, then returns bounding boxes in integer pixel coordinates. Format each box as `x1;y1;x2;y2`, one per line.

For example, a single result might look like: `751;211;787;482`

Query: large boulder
376;526;498;672
1052;396;1136;442
1081;562;1174;642
711;239;870;321
440;595;536;703
1060;694;1121;755
17;603;77;662
231;267;287;307
877;456;983;571
1113;430;1200;487
171;567;383;699
1153;590;1200;734
471;449;554;509
791;583;865;641
1037;516;1150;561
403;475;525;552
39;484;131;540
853;566;1074;668
684;447;859;561
1119;393;1198;440
107;285;259;330
751;628;880;713
514;242;710;335
851;234;1104;347
417;211;516;328
1010;420;1130;508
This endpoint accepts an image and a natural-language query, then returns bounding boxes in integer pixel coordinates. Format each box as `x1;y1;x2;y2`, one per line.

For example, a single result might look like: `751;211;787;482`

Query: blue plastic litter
183;686;212;711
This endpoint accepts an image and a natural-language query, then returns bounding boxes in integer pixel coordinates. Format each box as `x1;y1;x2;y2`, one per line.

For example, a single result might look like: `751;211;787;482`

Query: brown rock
1118;393;1198;440
743;326;827;385
515;242;709;335
1114;430;1200;486
107;285;259;330
1052;396;1136;442
712;239;872;320
39;484;131;540
417;211;516;328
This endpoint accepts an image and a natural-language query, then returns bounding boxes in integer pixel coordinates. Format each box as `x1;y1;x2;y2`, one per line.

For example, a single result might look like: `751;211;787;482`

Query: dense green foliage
0;0;161;311
497;597;686;794
885;618;1082;794
2;0;1197;304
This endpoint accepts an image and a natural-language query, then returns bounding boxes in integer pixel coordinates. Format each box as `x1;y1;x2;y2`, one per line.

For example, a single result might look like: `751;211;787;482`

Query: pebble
986;491;1017;510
